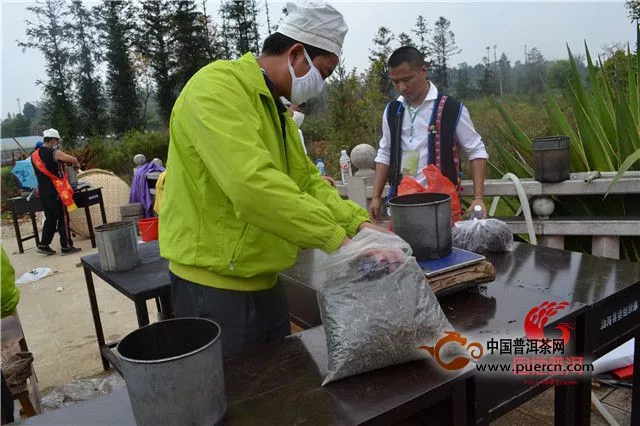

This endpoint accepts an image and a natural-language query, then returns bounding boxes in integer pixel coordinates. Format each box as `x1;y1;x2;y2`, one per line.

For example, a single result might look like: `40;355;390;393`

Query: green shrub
1;166;21;213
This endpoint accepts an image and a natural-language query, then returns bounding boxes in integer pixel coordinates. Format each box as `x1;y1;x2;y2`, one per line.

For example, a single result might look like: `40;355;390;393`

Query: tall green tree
427;17;461;93
368;26;395;62
497;53;512;95
220;0;261;58
411;15;430;62
68;0;107;137
137;0;175;125
22;102;39;120
171;1;213;90
454;62;473;99
326;60;364;152
96;0;142;134
626;0;640;56
397;32;414;48
523;47;546;94
20;0;77;144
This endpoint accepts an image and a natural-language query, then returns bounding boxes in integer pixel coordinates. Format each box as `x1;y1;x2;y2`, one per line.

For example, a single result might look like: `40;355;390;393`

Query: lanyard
406;104;421;145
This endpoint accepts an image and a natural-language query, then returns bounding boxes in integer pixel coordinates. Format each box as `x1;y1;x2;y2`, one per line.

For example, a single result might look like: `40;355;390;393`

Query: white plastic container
339;150;352;185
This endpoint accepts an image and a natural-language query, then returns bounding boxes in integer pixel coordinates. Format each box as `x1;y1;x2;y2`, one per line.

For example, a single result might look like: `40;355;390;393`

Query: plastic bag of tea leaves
318;228;454;385
452;219;513;254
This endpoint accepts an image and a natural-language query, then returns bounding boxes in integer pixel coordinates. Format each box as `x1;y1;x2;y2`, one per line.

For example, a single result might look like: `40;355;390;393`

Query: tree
626;0;640;55
68;0;107;137
397;32;414;48
480;47;499;96
454;62;473;99
137;0;175;125
369;26;395;62
412;15;430;62
427;17;461;93
171;1;214;90
524;47;547;94
326;60;364;152
20;0;78;145
220;0;262;58
22;102;39;119
368;27;395;97
498;53;512;95
96;0;142;134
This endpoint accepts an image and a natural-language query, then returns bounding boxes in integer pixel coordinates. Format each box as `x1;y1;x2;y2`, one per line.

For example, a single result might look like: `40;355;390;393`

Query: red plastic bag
397;175;427;196
422;165;462;223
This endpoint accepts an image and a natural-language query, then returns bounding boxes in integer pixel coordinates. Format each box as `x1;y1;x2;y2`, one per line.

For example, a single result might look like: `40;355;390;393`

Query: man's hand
468;198;487;218
323;176;337;187
358;221;394;235
369;196;383;223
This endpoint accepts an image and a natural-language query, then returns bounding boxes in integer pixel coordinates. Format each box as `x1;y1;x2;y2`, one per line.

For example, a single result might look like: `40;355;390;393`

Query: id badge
400;150;419;177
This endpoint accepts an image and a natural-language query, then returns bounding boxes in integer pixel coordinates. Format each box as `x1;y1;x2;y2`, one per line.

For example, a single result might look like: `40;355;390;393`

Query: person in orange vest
31;128;81;256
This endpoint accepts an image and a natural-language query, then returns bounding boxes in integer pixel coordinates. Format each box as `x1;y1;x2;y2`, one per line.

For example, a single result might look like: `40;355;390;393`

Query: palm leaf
544;89;588;170
604;148;640;199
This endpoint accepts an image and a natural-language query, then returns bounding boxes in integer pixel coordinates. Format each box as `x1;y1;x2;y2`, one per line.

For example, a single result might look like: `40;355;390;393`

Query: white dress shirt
375;82;488;187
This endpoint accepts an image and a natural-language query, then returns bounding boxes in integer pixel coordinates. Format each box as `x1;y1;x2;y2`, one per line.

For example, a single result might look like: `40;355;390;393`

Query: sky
1;1;636;118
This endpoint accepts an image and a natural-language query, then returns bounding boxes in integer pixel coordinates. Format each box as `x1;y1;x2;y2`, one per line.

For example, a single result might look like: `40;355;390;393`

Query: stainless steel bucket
388;193;452;260
94;221;141;271
109;318;227;426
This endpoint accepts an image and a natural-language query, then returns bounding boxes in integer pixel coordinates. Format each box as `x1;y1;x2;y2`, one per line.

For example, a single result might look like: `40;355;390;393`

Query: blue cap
35;141;44;149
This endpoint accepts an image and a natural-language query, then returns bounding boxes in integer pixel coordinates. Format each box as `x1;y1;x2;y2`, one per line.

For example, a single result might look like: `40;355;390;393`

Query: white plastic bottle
316;158;326;176
339;149;352;184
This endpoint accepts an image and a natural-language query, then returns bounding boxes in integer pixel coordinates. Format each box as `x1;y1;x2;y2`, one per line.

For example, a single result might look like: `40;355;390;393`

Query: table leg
631;334;640;426
84;205;96;248
450;378;470;426
159;295;173;320
84;266;109;371
98;191;107;224
29;212;40;245
12;210;24;254
135;301;150;327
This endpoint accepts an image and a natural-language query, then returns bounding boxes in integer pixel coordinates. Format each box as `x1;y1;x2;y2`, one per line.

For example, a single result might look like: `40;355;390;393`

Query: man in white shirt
370;46;488;222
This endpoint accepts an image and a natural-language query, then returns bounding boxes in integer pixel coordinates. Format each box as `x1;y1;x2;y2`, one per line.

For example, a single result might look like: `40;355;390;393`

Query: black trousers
40;194;73;249
1;372;13;424
170;272;291;358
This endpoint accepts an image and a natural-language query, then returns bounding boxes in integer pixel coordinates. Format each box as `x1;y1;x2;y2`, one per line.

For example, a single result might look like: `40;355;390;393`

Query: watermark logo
419;300;590;380
419;331;483;371
524;301;574;345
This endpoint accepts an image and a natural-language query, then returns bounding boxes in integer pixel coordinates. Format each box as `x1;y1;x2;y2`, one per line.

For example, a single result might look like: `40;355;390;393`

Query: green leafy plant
492;43;640;260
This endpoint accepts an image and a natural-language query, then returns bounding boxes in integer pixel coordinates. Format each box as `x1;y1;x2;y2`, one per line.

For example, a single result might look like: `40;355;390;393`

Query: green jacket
1;247;20;318
160;53;369;291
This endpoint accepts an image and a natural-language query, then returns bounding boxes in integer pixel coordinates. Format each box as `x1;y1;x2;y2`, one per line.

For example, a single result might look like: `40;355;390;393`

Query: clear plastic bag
452;219;513;254
318;228;453;385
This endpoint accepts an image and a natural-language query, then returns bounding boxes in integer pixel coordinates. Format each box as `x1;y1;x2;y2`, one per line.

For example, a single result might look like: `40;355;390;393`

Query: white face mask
292;111;305;127
288;49;324;104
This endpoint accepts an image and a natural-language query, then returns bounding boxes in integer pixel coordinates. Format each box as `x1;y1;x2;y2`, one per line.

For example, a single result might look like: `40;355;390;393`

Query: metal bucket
110;318;227;426
94;221;141;271
389;193;452;260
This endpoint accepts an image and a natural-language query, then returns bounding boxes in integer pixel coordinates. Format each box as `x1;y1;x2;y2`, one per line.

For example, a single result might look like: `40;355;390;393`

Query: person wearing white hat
160;1;390;358
31;128;81;256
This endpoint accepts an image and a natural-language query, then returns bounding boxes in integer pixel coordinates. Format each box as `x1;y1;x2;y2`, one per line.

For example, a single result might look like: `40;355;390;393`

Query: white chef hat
277;1;348;57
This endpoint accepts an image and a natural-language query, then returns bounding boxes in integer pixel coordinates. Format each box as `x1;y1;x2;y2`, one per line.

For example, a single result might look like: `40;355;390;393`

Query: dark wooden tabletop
80;241;170;301
15;326;472;426
280;242;640;422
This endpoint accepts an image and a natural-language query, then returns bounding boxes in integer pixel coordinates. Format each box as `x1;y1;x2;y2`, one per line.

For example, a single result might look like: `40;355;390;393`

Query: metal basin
389;193;452;260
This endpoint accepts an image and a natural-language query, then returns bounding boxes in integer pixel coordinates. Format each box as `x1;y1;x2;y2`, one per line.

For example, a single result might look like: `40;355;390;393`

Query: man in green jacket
160;2;386;357
1;246;19;424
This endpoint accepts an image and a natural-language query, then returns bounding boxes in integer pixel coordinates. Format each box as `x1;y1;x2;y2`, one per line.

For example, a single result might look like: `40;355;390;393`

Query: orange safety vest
31;149;77;212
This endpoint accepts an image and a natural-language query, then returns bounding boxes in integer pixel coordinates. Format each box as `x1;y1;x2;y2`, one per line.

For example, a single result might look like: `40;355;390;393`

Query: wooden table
9;185;107;253
13;326;474;426
280;243;640;425
80;241;172;371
